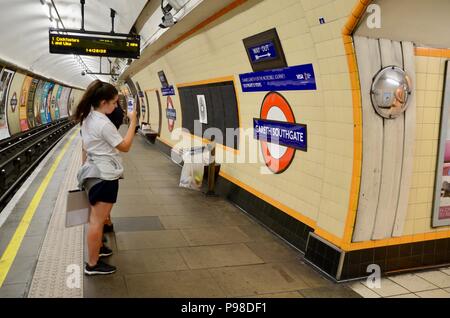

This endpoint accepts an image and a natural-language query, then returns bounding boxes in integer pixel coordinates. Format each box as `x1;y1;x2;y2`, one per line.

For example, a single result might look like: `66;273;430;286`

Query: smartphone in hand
127;97;135;113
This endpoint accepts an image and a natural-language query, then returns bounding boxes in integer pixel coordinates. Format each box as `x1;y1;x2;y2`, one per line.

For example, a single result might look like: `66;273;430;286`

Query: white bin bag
179;148;205;191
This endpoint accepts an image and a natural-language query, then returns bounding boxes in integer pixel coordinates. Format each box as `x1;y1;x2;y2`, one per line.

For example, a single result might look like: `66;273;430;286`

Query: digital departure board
49;32;140;58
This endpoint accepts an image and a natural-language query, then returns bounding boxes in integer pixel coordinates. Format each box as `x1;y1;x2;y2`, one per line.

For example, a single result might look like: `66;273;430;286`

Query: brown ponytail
73;80;118;125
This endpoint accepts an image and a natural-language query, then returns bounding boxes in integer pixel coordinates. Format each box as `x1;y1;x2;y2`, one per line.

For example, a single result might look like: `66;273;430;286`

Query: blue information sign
254;118;307;151
166;108;177;120
162;85;175;96
248;42;278;63
239;64;316;92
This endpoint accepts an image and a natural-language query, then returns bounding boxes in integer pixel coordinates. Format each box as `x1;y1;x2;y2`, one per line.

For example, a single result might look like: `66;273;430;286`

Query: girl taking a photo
75;80;137;275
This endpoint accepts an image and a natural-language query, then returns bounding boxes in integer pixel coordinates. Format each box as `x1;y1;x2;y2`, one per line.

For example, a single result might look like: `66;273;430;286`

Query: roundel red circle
167;96;175;132
259;92;296;174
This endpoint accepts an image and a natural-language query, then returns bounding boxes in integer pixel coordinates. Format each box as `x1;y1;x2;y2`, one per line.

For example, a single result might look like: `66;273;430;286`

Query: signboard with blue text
243;28;287;72
255;92;307;174
161;85;175;96
166;108;177;120
248;42;278;64
254;119;307;151
239;64;317;92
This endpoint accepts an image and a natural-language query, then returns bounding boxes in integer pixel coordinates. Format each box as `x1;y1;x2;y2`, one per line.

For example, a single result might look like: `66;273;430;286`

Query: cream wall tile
427;58;441;74
333;0;355;20
416;73;427;89
414;203;430;219
316;213;345;238
416;56;428;73
414;218;433;234
403;220;414;235
426;74;441;91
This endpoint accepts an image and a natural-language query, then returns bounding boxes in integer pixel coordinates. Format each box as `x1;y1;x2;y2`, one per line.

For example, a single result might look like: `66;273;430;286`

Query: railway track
0;119;77;211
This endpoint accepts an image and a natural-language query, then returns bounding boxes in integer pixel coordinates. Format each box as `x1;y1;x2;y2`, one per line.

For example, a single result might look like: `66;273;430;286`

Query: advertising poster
68;91;75;117
55;85;63;119
34;80;44;125
40;82;50;124
0;69;14;140
46;83;55;123
19;76;32;131
59;87;70;118
433;61;450;227
27;78;39;127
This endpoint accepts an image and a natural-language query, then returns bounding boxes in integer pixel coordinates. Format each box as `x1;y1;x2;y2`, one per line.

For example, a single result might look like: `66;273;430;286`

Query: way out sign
248;42;277;63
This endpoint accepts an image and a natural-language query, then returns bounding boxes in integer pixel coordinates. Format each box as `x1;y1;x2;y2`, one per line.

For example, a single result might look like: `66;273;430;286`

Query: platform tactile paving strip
28;136;84;298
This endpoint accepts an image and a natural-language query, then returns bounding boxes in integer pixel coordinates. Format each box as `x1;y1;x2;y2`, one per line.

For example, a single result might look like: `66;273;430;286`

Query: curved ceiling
0;0;148;88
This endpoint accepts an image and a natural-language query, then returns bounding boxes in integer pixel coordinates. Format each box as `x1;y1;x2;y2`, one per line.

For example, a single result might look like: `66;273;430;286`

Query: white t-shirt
81;110;124;180
81;110;123;157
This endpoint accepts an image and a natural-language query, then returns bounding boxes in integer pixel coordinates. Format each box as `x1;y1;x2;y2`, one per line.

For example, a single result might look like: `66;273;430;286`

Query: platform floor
1;125;448;298
80;127;358;298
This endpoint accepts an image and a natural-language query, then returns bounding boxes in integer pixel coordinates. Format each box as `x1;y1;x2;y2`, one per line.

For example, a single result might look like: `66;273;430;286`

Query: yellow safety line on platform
0;128;79;287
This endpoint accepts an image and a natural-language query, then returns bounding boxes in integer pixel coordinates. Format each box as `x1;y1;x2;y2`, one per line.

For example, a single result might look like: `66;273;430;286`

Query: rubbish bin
178;143;215;192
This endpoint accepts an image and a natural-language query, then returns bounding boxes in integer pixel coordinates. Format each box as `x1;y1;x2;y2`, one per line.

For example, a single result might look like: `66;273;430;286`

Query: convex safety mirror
371;66;412;119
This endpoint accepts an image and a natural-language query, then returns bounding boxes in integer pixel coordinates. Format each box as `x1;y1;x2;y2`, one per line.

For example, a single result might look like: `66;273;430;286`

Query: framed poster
197;95;207;124
433;60;450;227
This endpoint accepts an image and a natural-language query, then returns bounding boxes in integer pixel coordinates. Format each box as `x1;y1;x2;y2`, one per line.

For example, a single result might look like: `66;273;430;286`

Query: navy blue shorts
88;180;119;205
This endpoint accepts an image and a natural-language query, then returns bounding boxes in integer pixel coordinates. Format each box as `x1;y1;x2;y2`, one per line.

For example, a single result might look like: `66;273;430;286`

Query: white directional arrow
255;53;272;60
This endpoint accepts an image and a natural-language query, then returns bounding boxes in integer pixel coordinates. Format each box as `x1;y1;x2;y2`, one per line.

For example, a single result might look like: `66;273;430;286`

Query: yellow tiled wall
403;55;450;235
132;0;357;240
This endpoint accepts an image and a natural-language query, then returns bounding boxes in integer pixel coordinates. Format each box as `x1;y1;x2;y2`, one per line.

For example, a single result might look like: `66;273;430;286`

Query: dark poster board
243;28;287;72
178;81;240;150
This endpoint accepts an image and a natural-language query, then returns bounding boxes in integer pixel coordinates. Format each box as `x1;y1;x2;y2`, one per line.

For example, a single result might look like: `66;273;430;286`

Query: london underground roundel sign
255;92;307;174
167;96;175;132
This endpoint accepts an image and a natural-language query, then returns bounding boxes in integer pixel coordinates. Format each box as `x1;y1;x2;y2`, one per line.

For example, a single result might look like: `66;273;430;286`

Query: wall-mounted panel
19;76;32;131
178;81;239;150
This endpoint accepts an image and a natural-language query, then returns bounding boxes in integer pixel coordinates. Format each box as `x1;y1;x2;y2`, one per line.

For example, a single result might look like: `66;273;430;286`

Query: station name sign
166;108;177;120
254;118;307;151
161;86;176;96
49;32;140;58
